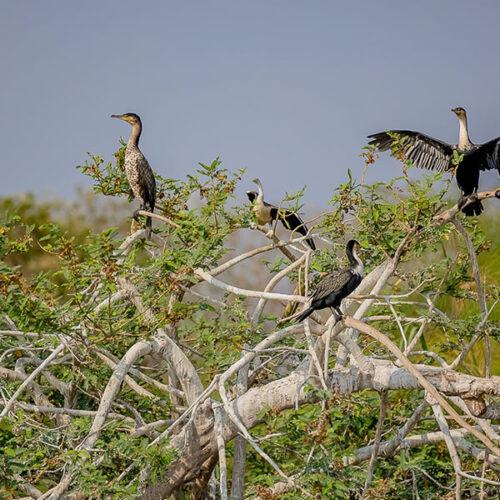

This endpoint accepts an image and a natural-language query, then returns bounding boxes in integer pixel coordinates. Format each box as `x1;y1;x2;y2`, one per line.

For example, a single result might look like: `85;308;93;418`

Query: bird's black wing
138;159;156;211
269;206;316;250
311;269;353;301
368;130;455;172
466;137;500;173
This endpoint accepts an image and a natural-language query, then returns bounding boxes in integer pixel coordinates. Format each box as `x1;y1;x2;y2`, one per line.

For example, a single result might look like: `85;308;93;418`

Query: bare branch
230;346;250;500
252;251;309;324
433;190;500;225
137;209;180;228
428;393;462;498
362;390;389;496
0;342;65;423
213;402;229;500
343;316;500;457
195;268;307;303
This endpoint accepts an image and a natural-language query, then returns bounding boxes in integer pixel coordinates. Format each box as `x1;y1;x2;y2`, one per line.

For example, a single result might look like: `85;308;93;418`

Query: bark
139;360;500;498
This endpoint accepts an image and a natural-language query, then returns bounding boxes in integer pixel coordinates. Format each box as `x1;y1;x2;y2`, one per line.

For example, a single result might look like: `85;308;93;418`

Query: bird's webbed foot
133;209;141;222
457;193;477;209
495;189;500;199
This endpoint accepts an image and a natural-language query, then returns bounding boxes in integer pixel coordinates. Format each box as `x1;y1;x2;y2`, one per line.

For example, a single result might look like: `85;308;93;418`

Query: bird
367;107;500;216
246;178;316;250
297;239;363;323
111;113;156;238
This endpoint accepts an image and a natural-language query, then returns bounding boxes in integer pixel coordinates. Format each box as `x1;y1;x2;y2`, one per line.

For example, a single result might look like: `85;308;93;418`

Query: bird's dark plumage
111;113;156;237
246;184;316;250
368;108;500;216
297;240;363;323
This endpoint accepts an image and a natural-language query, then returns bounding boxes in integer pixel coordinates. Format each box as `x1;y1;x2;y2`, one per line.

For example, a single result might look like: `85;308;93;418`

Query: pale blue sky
1;1;500;204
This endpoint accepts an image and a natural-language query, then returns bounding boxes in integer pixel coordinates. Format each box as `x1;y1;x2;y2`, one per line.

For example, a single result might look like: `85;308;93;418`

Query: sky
1;1;500;208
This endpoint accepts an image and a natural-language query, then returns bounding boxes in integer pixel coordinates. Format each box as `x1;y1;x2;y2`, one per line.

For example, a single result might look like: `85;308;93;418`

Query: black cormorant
246;178;316;250
368;107;500;216
111;113;156;237
297;239;363;323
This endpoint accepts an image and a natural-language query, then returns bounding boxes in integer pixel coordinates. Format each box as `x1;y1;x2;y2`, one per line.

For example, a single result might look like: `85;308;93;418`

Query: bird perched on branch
111;113;156;238
246;178;316;250
368;107;500;216
297;240;363;323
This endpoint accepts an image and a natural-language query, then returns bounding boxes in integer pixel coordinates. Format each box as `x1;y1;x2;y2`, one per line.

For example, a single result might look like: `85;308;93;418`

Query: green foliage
0;141;499;497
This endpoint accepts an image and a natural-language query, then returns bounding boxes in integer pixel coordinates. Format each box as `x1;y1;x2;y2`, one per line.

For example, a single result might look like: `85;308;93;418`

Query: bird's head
346;239;361;254
111;113;141;126
451;107;466;118
251;178;264;195
246;190;258;203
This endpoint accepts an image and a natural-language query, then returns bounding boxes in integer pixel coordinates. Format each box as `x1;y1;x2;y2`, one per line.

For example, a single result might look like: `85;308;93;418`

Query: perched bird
297;240;363;323
368;107;500;216
111;113;156;237
246;178;316;250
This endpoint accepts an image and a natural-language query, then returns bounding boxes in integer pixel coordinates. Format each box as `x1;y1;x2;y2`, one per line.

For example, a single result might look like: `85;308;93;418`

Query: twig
428;393;462;499
212;402;229;500
208;231;315;277
130;419;173;438
137;209;180;228
343;316;500;457
230;346;250;500
41;340;153;499
252;251;309;324
345;400;428;465
450;298;498;370
0;342;65;423
452;217;490;378
13;402;135;423
194;268;307;303
218;380;310;496
362;390;388;496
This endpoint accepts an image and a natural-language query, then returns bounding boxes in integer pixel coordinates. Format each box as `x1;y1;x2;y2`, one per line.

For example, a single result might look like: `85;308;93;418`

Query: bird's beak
111;114;124;120
252;178;260;184
451;108;458;114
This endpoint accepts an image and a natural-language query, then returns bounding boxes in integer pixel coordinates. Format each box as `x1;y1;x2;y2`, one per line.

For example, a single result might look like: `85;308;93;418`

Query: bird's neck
255;181;264;204
127;123;142;149
457;114;472;150
347;247;364;276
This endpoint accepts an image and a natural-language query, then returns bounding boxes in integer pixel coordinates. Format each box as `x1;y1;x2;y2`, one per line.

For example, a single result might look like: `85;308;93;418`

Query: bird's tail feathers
306;238;316;251
297;306;314;323
146;216;152;239
462;199;483;216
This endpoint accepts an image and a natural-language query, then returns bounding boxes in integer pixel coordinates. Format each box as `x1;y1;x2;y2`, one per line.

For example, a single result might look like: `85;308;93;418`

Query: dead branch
343;316;500;457
433;190;500;225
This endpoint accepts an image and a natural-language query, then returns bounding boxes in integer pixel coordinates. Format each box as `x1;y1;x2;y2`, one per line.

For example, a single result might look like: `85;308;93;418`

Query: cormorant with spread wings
368;107;500;216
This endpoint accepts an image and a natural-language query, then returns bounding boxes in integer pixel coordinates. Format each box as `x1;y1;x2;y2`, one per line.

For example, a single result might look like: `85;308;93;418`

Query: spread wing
466;137;500;173
368;130;455;172
311;269;353;301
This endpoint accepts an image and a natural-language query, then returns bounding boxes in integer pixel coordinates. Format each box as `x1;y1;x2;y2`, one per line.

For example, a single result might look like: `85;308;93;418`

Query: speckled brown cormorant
111;113;156;237
297;240;363;322
368;107;500;216
246;178;316;250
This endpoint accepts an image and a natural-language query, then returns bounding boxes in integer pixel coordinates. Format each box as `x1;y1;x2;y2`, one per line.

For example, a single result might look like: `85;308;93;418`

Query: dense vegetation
0;143;499;499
